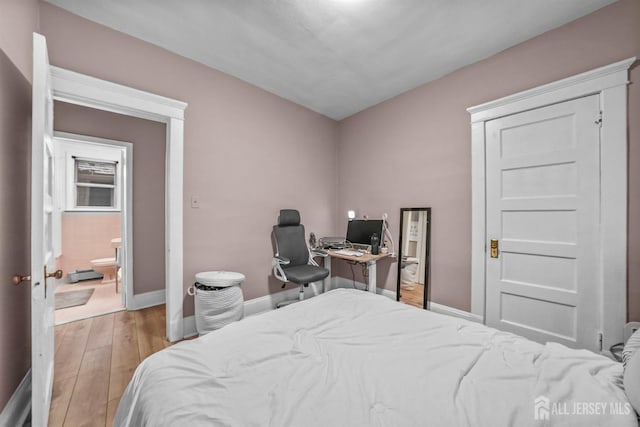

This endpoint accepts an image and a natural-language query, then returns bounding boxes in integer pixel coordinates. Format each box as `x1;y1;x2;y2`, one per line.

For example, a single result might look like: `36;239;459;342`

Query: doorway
31;32;187;424
52;133;132;324
468;57;634;351
50;65;187;342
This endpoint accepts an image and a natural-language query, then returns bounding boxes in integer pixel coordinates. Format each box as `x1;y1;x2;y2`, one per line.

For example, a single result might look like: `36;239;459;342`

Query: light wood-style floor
49;305;173;427
399;283;425;309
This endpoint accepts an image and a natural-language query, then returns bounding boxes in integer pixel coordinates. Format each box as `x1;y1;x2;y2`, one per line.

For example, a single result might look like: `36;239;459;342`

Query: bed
114;289;638;426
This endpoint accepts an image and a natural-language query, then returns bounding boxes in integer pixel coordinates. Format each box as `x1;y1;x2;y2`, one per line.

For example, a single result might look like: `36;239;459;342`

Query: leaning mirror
397;208;431;309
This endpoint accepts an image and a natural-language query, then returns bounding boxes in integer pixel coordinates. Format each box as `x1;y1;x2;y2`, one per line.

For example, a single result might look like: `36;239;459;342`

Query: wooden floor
49;305;173;427
399;283;425;309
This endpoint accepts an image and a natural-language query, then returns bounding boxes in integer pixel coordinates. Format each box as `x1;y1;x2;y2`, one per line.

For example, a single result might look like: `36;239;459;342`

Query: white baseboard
379;287;397;299
332;276;390;296
335;277;483;323
130;289;165;310
182;282;326;338
430;302;483;323
180;278;482;338
183;315;197;339
0;369;31;427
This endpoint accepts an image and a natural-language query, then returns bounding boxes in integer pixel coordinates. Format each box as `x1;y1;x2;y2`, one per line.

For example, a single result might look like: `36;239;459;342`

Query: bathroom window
74;159;117;208
62;141;122;212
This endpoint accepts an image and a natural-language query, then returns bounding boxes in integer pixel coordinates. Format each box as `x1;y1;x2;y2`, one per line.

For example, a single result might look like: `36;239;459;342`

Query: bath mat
55;288;95;310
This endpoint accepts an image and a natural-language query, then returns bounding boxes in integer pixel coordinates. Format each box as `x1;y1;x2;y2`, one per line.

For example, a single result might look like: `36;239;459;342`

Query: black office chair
272;209;329;308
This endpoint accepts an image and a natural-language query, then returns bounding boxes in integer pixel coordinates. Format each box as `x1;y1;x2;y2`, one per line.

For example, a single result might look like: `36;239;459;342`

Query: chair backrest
273;209;309;267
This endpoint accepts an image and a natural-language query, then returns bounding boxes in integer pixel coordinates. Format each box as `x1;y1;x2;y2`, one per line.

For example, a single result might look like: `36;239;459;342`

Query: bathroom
52;135;127;324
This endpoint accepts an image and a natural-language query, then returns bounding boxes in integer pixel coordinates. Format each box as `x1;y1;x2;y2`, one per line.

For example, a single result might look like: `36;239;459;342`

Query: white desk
323;250;390;293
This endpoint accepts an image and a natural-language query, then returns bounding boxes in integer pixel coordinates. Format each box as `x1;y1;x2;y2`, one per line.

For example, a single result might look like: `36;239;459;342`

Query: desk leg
324;256;332;293
367;260;377;293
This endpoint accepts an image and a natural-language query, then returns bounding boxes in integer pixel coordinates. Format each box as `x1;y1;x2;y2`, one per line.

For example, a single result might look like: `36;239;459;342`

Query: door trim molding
51;65;188;342
467;57;636;350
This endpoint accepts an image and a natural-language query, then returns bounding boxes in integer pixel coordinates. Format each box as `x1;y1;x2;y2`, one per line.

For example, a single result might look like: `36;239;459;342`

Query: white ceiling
45;0;617;120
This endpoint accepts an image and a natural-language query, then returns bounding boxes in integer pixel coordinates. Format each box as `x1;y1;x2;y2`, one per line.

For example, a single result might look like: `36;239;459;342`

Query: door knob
45;269;63;280
12;274;31;285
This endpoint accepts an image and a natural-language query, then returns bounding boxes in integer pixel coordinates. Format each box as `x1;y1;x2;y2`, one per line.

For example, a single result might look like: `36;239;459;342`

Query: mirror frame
396;207;432;309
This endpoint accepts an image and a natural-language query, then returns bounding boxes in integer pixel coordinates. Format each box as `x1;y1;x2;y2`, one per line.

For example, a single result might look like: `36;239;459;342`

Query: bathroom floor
55;279;124;324
399;283;425;309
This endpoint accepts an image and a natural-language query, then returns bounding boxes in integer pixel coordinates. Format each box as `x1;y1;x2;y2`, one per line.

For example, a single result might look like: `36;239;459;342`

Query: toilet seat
91;257;116;267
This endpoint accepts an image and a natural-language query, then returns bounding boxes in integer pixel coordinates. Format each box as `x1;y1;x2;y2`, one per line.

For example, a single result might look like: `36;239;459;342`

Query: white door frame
50;66;188;342
467;57;635;350
53;132;133;311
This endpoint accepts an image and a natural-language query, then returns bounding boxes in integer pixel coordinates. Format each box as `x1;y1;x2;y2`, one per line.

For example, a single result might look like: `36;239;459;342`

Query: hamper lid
195;271;245;287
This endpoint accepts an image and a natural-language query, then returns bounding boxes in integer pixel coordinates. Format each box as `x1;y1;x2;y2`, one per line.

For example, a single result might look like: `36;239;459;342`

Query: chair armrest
311;249;328;257
272;256;289;282
274;255;290;265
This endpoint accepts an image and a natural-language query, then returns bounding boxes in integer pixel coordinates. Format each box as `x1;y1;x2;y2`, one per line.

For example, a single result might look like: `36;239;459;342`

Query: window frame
64;142;122;212
72;157;118;209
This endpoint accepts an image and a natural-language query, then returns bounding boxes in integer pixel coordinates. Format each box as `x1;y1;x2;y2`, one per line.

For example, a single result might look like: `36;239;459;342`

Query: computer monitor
346;220;384;247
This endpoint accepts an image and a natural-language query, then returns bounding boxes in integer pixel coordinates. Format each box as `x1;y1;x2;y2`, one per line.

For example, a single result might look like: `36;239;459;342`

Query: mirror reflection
397;208;431;309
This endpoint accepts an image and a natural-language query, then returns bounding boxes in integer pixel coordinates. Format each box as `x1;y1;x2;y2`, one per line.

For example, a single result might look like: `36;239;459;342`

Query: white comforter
114;289;637;427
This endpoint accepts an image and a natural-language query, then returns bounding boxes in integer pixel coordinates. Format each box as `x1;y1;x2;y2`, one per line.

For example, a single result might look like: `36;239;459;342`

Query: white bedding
114;289;637;427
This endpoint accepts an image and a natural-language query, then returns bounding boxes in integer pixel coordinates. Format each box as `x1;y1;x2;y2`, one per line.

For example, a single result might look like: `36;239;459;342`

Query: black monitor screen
346;220;384;245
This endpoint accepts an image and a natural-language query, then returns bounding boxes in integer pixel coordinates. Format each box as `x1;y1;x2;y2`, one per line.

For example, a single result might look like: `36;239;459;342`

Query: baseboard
130;289;165;310
335;276;482;323
332;276;390;296
430;302;483;323
379;287;397;300
0;369;31;427
182;282;326;338
183;315;197;339
180;279;482;338
243;283;326;316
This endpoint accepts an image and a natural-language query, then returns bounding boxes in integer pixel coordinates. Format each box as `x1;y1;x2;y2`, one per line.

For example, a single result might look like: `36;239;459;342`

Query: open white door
32;33;60;427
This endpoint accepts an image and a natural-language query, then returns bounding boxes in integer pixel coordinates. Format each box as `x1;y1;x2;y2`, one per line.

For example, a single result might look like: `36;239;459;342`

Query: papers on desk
334;249;364;257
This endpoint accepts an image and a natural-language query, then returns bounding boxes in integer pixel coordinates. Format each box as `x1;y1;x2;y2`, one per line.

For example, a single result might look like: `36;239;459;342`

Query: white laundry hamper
188;271;245;336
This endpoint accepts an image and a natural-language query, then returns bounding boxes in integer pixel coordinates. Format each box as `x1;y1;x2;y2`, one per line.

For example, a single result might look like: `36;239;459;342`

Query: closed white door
32;33;59;427
485;94;601;351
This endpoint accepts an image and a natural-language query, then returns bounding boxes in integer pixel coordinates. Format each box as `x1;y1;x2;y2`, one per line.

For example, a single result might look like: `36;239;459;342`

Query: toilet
401;257;420;288
90;257;118;284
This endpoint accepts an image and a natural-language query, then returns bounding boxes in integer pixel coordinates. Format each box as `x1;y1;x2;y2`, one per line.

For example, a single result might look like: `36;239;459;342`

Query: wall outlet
190;196;200;208
624;321;640;343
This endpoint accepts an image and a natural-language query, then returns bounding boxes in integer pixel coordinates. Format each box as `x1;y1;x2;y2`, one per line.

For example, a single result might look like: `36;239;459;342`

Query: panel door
32;32;57;427
485;94;601;351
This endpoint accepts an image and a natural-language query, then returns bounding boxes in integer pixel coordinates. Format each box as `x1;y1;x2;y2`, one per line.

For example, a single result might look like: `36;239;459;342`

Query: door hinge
598;332;603;352
595;111;603;127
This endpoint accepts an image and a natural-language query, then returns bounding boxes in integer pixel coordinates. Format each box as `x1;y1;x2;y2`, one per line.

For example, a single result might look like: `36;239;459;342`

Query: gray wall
336;0;640;319
0;0;39;411
40;3;340;316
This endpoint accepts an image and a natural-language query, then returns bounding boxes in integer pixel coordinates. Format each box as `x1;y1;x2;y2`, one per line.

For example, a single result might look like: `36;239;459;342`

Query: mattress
114;289;637;427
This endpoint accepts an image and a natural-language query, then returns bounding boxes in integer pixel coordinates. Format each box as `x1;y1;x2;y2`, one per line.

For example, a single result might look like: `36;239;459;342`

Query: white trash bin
188;271;245;336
